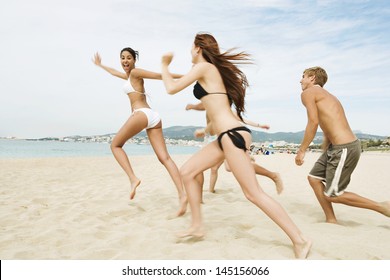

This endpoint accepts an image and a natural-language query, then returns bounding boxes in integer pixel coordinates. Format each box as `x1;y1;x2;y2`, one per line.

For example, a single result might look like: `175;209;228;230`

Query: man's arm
295;90;319;165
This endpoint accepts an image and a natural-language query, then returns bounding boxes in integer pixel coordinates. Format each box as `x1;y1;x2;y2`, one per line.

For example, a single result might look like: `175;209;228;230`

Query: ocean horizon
0;139;200;159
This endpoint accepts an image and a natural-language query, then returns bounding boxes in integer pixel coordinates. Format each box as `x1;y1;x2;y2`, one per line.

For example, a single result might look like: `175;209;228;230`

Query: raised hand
92;52;102;66
161;52;174;66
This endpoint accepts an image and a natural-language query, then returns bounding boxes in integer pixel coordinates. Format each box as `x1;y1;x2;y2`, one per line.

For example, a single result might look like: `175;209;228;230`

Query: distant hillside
55;126;386;144
138;126;204;141
141;126;387;144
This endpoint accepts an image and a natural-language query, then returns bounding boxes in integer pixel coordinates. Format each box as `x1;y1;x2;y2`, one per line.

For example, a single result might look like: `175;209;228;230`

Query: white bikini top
123;79;136;95
123;79;147;95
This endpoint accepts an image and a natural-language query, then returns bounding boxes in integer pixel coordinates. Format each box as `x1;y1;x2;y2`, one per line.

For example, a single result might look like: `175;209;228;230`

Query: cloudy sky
1;0;389;138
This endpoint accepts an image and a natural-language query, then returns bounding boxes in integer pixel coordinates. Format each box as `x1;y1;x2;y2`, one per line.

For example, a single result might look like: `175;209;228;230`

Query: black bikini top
193;82;228;100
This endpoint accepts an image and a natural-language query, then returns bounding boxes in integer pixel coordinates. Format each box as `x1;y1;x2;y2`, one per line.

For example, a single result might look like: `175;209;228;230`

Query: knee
244;192;256;203
324;195;333;203
308;176;320;188
324;195;340;203
110;142;121;151
242;188;263;204
179;165;195;183
179;165;190;178
156;154;171;165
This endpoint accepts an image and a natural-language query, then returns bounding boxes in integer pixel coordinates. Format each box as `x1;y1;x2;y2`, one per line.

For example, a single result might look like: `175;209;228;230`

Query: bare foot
294;237;312;259
379;201;390;217
273;173;284;195
176;195;188;217
177;226;204;239
325;219;338;224
129;179;141;200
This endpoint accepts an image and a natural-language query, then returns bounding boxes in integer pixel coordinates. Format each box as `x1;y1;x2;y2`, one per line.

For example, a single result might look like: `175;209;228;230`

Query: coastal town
2;129;389;154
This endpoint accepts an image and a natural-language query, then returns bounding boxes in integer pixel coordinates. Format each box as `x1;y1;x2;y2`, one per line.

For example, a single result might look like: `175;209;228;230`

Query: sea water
0;139;200;158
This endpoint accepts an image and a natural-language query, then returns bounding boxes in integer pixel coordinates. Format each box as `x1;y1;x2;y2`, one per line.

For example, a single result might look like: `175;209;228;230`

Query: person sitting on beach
295;66;390;223
186;102;283;194
92;48;187;216
161;32;311;259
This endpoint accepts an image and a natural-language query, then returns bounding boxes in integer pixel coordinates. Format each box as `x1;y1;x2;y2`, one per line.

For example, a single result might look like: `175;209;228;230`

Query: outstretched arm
92;52;127;80
242;118;270;130
186;102;205;111
161;52;204;95
130;68;183;80
231;110;270;129
194;128;206;138
295;89;319;166
194;121;213;138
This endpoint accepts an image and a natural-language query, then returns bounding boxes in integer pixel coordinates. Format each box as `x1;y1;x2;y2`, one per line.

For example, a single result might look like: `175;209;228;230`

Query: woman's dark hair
120;47;139;61
194;33;251;120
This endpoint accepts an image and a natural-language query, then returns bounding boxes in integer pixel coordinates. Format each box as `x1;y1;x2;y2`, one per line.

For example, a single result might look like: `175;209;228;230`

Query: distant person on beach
161;32;311;259
295;66;390;223
186;102;283;194
92;48;187;216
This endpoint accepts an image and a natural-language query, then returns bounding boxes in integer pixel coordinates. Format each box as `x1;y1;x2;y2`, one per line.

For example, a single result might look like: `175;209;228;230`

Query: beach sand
0;151;389;260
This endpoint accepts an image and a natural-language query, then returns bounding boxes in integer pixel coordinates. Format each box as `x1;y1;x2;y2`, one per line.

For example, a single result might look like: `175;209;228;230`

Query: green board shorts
309;139;361;197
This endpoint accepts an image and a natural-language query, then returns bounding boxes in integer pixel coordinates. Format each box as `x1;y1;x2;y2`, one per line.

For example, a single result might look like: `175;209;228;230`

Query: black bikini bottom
217;126;251;152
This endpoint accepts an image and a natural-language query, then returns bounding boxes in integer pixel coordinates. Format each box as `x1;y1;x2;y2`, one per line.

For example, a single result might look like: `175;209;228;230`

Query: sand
0;151;389;260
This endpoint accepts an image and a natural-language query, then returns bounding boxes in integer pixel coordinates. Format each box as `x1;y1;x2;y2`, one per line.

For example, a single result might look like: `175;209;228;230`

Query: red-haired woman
161;33;311;258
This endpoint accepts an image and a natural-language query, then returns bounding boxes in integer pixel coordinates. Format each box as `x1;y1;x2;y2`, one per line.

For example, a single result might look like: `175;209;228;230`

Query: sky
0;0;389;138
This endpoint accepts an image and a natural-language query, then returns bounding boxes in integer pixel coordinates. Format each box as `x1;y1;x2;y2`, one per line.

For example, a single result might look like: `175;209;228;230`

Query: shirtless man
295;66;390;223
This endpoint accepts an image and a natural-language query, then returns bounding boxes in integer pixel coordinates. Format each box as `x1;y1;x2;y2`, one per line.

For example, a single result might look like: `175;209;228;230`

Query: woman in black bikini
161;33;311;259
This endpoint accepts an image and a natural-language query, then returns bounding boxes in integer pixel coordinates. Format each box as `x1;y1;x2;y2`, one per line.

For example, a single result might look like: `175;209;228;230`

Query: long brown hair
194;33;251;120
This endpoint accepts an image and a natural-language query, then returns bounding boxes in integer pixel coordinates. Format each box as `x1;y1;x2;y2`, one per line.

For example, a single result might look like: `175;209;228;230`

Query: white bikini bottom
132;108;161;129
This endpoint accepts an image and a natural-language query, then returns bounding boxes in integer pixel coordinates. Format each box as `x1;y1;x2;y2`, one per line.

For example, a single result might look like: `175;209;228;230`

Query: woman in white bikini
93;48;187;216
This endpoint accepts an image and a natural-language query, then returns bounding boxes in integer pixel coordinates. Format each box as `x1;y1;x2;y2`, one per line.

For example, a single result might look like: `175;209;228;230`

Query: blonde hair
303;66;328;87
